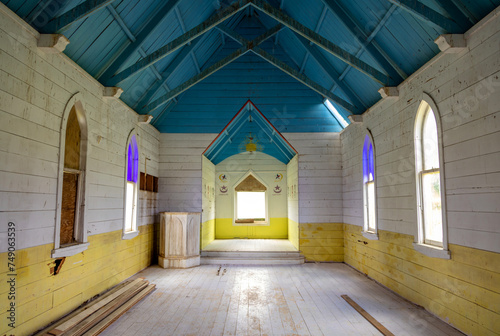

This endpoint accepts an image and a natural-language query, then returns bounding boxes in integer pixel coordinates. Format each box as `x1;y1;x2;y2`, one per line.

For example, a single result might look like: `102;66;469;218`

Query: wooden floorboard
99;264;465;336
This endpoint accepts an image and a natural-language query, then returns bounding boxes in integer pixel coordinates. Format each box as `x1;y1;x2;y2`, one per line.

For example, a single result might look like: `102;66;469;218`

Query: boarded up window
61;172;78;245
64;107;81;170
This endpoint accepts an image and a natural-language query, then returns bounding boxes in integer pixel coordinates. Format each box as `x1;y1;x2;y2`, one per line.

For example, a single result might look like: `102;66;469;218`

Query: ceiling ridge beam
40;0;115;33
99;0;182;81
143;24;282;114
321;0;405;81
103;0;252;86
385;0;462;32
250;0;394;85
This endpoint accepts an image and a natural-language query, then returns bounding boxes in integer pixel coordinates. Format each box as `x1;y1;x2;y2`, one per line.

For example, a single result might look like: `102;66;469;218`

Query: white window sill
413;242;450;259
123;230;140;240
362;231;379;240
233;221;269;226
52;242;90;258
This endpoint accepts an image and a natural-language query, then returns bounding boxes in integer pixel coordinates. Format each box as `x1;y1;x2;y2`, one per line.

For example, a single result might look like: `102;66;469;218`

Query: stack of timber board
35;278;155;336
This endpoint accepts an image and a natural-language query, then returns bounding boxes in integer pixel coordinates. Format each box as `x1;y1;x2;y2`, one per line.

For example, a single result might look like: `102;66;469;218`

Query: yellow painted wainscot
0;224;156;336
215;218;288;239
299;223;344;262
201;219;215;249
344;223;500;336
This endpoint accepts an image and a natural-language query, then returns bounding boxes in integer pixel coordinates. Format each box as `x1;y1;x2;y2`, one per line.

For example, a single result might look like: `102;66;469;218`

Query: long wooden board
341;294;395;336
82;284;156;336
47;278;145;335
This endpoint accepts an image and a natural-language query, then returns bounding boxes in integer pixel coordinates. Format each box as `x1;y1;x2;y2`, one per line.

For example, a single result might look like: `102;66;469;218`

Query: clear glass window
237;191;266;221
421;171;443;246
416;103;444;248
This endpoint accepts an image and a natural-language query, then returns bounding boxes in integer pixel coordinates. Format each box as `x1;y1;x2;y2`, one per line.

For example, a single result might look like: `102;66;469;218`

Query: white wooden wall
0;4;160;252
158;133;216;212
202;156;215;223
287;155;299;223
341;7;500;253
283;133;343;223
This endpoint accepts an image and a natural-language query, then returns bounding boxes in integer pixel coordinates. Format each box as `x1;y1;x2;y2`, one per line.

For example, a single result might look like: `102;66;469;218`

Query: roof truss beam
142;25;281;114
250;0;394;85
99;0;182;81
434;0;476;28
385;0;462;32
294;35;367;109
103;0;252;86
321;0;405;81
40;0;115;33
136;38;202;111
218;24;361;114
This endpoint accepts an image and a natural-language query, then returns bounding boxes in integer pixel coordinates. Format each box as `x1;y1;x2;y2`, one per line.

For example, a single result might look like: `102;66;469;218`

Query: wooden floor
99;264;464;336
202;239;298;252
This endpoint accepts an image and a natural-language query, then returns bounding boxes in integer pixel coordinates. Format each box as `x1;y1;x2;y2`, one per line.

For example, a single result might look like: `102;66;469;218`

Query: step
201;251;302;258
200;250;305;265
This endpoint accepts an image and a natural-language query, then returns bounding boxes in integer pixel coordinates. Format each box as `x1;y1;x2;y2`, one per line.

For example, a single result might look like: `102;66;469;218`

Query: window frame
362;131;379;240
413;94;450;259
52;94;89;258
123;130;140;240
233;171;269;226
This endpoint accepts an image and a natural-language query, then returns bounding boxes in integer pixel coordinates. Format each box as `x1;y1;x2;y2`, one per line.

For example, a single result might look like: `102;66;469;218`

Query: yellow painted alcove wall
214;152;288;239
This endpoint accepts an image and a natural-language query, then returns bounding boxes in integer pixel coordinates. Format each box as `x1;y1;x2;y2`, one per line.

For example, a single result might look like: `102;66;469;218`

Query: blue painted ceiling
3;0;499;136
204;100;297;164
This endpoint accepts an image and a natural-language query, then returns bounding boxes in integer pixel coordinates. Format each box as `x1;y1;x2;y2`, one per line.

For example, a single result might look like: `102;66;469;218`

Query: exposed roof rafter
321;0;405;81
218;23;362;114
103;0;252;86
99;0;182;81
143;24;282;114
40;0;115;33
250;0;395;85
385;0;462;32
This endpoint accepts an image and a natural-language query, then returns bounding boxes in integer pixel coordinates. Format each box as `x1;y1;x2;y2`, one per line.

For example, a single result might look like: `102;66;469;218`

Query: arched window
124;132;139;238
234;172;268;225
53;96;89;258
362;133;377;237
414;97;449;258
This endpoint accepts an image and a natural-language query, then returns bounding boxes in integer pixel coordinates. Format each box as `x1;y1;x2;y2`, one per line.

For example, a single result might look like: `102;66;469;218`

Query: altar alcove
200;101;302;264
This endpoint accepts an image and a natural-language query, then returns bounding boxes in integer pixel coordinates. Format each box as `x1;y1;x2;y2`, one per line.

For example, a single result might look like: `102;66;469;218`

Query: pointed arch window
234;173;268;225
362;133;378;238
414;98;449;258
124;133;139;238
53;98;89;258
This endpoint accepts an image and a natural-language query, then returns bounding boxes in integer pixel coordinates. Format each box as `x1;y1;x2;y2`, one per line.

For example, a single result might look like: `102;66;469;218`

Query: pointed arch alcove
200;101;300;254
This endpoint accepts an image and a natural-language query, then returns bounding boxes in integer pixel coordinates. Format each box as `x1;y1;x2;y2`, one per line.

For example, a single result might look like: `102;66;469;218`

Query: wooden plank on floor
341;294;395;336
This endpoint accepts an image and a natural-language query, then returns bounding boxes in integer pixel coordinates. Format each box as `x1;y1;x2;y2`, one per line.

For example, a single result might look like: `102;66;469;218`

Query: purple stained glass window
127;135;139;183
363;135;374;183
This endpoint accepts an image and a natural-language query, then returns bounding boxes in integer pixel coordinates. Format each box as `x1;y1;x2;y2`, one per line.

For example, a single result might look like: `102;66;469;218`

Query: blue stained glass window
363;135;374;183
127;135;139;183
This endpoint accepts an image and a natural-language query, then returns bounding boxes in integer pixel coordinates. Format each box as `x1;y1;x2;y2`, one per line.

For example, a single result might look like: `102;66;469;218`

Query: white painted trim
362;231;379;240
123;129;140;238
122;230;140;240
233;169;270;226
413;93;449;251
51;242;90;258
413;243;450;259
54;93;89;251
362;130;378;236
